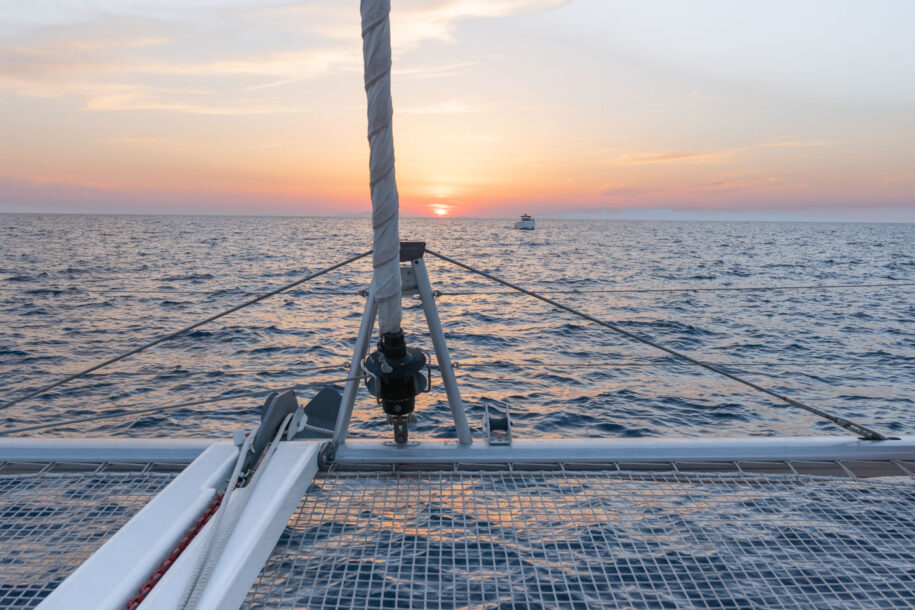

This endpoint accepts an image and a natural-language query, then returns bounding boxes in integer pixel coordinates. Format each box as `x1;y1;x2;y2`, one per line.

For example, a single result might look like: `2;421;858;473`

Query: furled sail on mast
361;0;402;335
360;0;428;446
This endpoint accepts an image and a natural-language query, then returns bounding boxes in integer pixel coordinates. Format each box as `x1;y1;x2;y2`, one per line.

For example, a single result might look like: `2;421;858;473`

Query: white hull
514;220;535;230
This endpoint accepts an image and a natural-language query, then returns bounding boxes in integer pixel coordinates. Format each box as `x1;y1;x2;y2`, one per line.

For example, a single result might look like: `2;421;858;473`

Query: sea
1;214;913;441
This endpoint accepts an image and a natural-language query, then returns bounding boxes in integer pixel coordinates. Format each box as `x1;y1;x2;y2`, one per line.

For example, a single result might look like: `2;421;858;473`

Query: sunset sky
1;0;913;221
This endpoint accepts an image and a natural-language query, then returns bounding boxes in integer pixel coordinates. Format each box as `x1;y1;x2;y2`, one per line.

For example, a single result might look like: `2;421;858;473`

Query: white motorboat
514;213;535;230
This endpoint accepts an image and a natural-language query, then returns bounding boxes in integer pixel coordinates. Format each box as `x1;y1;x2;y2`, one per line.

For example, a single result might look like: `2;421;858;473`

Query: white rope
180;413;293;609
178;430;252;610
361;0;402;335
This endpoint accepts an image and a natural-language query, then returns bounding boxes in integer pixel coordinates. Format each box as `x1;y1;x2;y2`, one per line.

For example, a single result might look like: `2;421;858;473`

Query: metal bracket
483;404;512;445
400;265;419;296
330;245;473;450
399;241;426;261
294;388;342;440
243;390;300;475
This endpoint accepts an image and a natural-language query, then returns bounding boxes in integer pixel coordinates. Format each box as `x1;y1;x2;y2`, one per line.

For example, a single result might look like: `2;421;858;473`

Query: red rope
126;493;224;609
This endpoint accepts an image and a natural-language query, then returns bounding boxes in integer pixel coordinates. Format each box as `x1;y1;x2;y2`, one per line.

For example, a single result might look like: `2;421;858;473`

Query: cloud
104;136;170;145
399;99;481;114
462;133;504;143
599;186;667;198
599;173;809;199
605;139;834;167
0;0;565;115
0;29;354;114
393;61;477;79
758;139;832;149
0;35;359;96
686;90;720;103
882;173;915;184
0;174;347;215
391;0;570;49
614;150;724;165
84;91;297;115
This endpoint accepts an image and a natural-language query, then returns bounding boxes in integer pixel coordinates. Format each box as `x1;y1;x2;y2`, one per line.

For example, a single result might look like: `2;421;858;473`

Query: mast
361;0;402;336
360;0;427;445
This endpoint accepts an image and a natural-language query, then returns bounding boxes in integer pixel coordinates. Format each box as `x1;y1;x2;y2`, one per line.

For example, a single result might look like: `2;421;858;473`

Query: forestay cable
436;281;915;296
0;251;371;412
427;249;889;441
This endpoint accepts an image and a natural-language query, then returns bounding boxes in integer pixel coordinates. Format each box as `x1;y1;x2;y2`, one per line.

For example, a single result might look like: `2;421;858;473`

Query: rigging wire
0;287;362;296
3;359;913;380
450;360;915;370
1;364;349;378
436;281;915;296
0;378;359;436
3;249;906;435
0;251;371;413
427;248;890;441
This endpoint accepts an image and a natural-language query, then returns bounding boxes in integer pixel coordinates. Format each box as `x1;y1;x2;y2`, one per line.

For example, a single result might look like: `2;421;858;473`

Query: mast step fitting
483;404;512;445
386;413;417;445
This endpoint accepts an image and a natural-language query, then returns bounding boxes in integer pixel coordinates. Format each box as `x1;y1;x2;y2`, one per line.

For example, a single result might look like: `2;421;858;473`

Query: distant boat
514;213;535;230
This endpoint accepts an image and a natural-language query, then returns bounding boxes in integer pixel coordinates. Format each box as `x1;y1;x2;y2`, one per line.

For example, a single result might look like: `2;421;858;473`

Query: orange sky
1;1;913;221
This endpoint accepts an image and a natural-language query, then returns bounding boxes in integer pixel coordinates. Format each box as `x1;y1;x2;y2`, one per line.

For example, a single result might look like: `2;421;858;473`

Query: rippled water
1;214;913;441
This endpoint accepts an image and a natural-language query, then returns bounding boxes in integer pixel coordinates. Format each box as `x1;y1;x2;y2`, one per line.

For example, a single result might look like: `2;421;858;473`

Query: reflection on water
1;215;913;439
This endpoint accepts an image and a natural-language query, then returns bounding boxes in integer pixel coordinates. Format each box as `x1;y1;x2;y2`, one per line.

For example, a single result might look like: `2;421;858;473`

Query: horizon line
0;210;912;225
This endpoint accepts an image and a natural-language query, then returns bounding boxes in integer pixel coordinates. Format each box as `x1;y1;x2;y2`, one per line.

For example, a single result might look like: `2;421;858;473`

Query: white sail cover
361;0;402;334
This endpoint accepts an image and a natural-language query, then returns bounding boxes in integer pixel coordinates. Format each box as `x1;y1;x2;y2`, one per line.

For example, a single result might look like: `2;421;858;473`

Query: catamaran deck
3;447;915;609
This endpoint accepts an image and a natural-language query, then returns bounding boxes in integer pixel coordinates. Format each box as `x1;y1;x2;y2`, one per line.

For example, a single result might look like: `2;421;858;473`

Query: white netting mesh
246;469;915;609
0;462;181;608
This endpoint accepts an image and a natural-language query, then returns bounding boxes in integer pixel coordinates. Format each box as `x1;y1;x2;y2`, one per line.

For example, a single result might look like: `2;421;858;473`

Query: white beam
332;436;915;466
38;442;235;609
0;437;215;463
139;441;322;610
411;257;472;445
332;285;376;447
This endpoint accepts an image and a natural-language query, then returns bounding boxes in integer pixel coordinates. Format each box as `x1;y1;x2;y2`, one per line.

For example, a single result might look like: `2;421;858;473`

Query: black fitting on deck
364;329;428;444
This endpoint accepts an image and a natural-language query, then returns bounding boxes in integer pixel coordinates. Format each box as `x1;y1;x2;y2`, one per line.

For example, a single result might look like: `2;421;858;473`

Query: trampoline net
0;461;181;609
246;468;915;609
